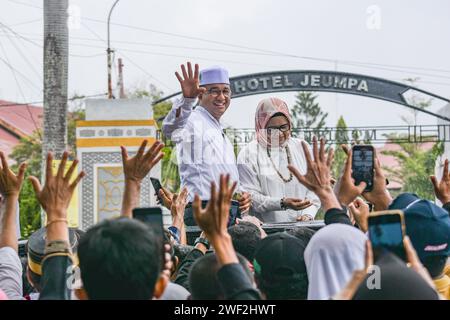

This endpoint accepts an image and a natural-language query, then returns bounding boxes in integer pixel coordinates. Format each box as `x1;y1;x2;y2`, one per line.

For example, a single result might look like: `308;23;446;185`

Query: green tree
382;135;442;200
10;131;42;238
291;92;328;141
381;78;438;199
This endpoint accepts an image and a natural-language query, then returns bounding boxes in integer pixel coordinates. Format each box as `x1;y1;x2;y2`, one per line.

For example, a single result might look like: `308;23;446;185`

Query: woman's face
265;115;291;146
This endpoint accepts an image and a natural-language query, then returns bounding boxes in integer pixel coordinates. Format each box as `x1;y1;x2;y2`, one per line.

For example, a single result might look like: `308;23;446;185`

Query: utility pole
43;0;69;161
117;58;126;98
107;0;120;99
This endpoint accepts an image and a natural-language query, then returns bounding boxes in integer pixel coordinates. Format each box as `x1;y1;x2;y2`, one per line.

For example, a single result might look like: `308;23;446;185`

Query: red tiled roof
0;100;43;162
0;100;43;137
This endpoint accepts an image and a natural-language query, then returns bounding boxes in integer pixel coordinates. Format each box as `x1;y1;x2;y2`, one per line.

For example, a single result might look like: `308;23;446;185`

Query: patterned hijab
255;97;292;147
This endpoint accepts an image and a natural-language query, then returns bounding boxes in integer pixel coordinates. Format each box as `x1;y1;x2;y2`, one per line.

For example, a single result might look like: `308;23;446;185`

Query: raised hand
158;187;174;210
193;174;237;240
430;158;450;205
171;187;188;226
362;149;392;210
288;137;334;196
29;151;84;221
175;62;207;99
0;151;27;252
288;137;341;212
121;140;164;184
0;151;26;197
335;147;367;206
348;197;370;232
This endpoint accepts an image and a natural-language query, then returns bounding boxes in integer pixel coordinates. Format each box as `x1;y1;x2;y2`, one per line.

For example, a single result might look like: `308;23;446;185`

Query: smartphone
368;210;406;261
352;145;374;192
132;207;164;243
150;177;163;203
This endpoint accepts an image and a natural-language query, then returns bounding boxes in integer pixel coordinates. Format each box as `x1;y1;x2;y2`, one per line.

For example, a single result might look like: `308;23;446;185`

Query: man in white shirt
162;62;251;225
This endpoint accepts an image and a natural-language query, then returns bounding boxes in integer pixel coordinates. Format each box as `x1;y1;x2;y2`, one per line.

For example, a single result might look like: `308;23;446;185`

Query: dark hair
269;112;289;123
77;217;162;300
228;221;262;262
422;255;447;278
173;244;194;265
189;252;252;300
256;273;309;300
286;227;316;245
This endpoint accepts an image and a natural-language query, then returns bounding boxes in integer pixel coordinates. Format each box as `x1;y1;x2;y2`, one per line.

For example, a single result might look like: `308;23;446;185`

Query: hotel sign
154;70;450;122
230;71;408;105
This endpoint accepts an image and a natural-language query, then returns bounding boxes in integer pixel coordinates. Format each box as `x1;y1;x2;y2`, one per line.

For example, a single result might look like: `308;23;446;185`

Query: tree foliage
382;134;443;200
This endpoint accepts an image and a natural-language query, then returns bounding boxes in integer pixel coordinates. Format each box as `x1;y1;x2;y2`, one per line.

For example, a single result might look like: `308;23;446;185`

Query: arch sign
154;70;450;122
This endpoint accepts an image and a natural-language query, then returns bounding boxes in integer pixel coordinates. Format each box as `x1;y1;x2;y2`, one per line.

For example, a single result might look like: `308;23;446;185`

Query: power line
7;0;450;76
3;31;450;89
84;17;450;75
81;20;175;92
0;55;42;93
0;23;42;81
10;18;41;27
0;34;41;136
0;93;108;107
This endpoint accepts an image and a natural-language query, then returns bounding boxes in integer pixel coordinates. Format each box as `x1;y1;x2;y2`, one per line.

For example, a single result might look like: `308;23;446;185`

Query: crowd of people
0;62;449;300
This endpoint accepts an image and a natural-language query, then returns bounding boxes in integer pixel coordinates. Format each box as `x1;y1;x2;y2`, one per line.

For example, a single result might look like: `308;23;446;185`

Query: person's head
255;97;292;147
228;221;263;262
189;252;252;300
171;244;194;279
286;227;316;245
253;232;309;300
353;252;440;300
401;199;450;278
304;224;366;300
76;218;166;300
26;227;84;292
198;66;231;121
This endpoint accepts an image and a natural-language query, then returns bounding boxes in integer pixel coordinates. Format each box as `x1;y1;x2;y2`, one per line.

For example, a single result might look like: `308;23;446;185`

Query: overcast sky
1;0;449;129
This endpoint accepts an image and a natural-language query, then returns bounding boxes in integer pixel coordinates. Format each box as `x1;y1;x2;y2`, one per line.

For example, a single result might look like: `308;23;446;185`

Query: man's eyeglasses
266;124;290;134
205;88;232;98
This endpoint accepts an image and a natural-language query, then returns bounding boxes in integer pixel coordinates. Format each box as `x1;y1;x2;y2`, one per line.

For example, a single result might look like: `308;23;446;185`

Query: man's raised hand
175;62;206;99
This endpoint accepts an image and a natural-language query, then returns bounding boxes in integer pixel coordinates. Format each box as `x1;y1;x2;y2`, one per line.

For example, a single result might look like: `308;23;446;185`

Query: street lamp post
107;0;120;99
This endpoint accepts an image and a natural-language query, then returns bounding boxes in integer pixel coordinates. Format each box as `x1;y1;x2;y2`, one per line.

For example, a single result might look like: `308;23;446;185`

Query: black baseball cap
253;232;307;285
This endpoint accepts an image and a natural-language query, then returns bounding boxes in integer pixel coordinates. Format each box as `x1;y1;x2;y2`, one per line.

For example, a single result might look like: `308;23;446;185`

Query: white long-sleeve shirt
237;138;321;222
162;97;239;201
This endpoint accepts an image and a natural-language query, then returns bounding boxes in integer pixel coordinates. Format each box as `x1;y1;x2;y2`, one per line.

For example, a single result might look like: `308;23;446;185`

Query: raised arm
120;140;164;218
162;62;206;139
193;174;260;300
29;151;85;300
0;151;26;252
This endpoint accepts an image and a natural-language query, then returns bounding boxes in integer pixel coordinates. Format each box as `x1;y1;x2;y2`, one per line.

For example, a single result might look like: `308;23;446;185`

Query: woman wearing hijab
237;97;320;223
304;224;367;300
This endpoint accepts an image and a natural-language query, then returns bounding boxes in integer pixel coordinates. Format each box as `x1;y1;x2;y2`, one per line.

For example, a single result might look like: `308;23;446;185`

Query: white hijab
304;224;366;300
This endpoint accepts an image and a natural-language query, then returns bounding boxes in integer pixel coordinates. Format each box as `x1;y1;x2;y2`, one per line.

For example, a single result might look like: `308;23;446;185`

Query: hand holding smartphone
352;145;374;192
150;177;164;203
368;210;407;261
